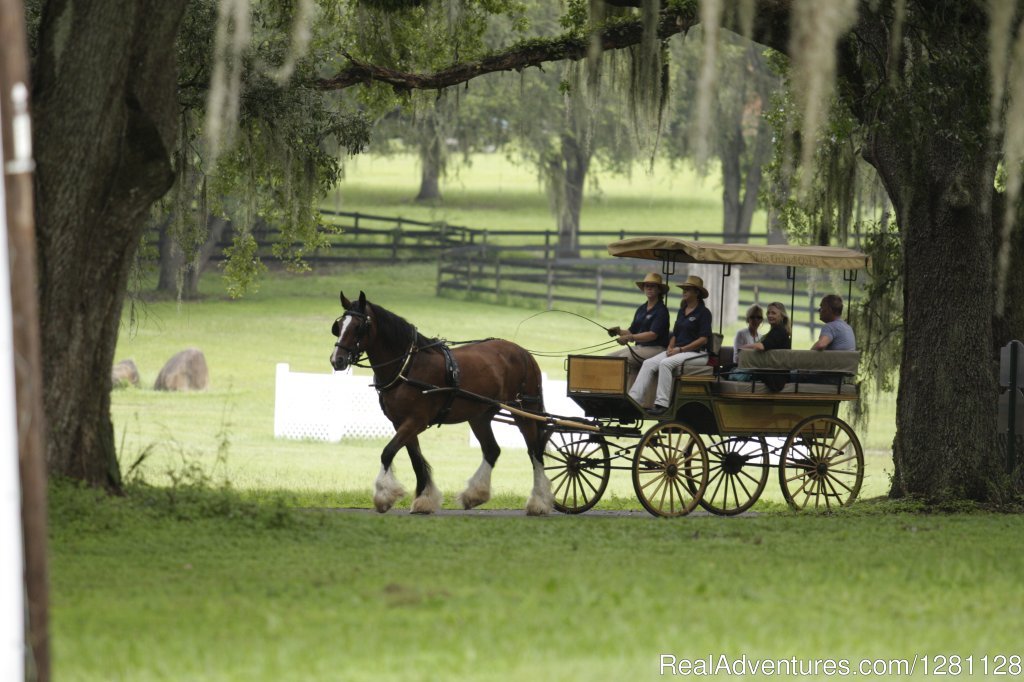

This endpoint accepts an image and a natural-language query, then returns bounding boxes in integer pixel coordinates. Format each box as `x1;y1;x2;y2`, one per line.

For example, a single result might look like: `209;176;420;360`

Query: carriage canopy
607;237;870;270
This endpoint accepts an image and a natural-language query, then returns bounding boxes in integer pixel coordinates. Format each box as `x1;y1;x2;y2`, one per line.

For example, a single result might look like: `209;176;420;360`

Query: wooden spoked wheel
545;432;611;514
779;415;864;510
632;421;709;517
686;436;769;516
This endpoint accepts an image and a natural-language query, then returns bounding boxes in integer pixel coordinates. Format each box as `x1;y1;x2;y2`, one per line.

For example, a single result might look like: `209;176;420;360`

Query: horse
329;291;554;515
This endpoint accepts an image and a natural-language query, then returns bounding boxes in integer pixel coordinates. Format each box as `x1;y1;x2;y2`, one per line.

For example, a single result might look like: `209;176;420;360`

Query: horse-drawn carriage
330;237;869;518
544;237;869;517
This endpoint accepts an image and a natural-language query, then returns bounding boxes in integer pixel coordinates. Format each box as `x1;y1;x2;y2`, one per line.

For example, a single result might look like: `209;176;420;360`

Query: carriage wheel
779;415;864;510
545;432;611;514
631;421;709;517
685;436;769;516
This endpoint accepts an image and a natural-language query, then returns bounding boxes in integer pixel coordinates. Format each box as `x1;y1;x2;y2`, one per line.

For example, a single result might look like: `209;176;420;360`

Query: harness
338;310;462;426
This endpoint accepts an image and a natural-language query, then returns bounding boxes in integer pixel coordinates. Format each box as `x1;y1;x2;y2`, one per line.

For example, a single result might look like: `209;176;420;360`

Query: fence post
392;225;401;264
353;212;360;232
495;256;502;298
466;251;473;294
546;262;554;311
596;266;603;316
544;232;551;261
436;251;443;296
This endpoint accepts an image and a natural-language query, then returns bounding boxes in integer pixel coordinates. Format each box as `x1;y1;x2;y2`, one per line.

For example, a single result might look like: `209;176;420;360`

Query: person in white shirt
733;304;764;361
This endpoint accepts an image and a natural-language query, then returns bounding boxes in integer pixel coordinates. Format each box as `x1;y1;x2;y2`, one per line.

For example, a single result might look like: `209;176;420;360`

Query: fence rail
148;210;862;335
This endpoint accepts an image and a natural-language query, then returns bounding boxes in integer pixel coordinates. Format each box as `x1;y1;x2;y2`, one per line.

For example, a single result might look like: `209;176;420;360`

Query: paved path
314;507;742;518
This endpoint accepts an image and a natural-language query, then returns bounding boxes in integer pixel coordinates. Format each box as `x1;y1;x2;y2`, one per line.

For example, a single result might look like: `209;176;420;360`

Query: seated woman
730;301;791;387
731;304;764;367
605;272;671;388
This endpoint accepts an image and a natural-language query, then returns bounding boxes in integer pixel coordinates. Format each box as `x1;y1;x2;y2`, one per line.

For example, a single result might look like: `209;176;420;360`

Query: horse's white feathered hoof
525;495;553;516
411;483;443;514
374;467;407;513
458;462;493;509
457;488;490;509
525;459;553;515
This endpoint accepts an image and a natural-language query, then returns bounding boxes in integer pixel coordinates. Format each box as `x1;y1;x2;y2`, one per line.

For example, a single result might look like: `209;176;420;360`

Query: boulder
154;348;209;391
111;359;140;388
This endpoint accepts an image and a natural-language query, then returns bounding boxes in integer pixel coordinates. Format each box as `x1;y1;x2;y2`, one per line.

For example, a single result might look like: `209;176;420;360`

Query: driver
628;275;712;416
605;272;671;388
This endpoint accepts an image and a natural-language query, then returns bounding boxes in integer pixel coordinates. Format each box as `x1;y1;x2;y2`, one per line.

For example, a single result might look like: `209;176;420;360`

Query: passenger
732;304;764;362
730;302;791;386
811;294;856;350
606;272;671;387
740;301;792;352
628;275;712;416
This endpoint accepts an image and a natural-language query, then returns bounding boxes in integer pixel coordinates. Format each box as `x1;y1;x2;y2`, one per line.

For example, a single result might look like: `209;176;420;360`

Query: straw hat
677;274;709;299
635;272;669;294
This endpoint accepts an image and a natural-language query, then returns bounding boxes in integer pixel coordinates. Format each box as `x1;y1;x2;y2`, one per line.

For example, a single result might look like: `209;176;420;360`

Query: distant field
329;152;763;235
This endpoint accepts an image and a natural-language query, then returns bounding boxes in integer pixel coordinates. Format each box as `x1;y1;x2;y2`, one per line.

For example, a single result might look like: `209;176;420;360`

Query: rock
154;348;209;391
111;359;140;388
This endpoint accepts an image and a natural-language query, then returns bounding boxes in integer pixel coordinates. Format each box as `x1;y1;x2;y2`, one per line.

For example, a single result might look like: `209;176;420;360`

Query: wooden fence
157;210;862;337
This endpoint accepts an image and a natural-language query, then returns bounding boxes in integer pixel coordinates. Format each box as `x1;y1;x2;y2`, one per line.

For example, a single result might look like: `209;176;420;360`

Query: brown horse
329;291;553;515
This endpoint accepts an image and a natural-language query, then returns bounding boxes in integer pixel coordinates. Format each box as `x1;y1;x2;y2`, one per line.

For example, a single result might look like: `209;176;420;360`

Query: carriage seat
738;349;860;374
715;349;860;395
675;353;715;377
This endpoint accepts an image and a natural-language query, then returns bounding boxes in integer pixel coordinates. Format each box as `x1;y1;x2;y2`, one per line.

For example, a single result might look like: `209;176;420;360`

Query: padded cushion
738;349;860;374
715;380;857;396
679;356;714;376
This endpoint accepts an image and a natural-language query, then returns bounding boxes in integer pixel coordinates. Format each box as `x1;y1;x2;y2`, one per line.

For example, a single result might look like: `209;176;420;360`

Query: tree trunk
157;214;230;300
555;133;590;258
721;124;743;239
866;128;1001;501
32;0;186;490
415;133;443;202
156;216;182;294
736;122;772;241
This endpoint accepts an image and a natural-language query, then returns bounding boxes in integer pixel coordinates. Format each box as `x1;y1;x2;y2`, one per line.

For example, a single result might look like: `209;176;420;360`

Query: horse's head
330;290;373;371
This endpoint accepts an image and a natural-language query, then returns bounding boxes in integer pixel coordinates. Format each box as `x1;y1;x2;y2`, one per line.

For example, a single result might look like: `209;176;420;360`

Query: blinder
333;309;372;366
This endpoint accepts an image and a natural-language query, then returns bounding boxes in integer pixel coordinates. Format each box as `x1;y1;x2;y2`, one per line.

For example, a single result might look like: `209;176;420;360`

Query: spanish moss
691;0;722;168
788;0;858;196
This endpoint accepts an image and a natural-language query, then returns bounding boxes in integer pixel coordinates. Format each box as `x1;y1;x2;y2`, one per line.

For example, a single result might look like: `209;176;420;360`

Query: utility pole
1;0;50;679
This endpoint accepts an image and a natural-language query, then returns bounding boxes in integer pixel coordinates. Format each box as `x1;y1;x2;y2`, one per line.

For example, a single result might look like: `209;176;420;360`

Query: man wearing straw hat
628;274;713;416
606;272;671;387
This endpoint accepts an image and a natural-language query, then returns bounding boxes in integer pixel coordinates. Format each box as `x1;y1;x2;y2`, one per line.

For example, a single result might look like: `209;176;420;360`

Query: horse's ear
340;290;351;309
358;291;366;312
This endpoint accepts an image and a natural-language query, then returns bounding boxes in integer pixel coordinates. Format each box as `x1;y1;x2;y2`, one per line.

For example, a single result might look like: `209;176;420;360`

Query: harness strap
428;344;460;426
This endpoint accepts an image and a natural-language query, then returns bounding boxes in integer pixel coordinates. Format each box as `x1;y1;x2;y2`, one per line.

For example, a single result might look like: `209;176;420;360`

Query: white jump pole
0;83;26;682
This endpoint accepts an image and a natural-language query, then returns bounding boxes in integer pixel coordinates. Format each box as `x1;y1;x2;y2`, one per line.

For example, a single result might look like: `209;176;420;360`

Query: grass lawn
50;483;1024;682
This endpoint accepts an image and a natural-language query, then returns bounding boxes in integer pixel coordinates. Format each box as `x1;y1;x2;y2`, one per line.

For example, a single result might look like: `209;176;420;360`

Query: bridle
333;309;371;367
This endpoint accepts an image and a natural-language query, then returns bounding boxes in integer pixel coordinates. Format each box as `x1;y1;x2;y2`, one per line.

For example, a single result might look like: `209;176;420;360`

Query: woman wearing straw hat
606;272;671;386
628;274;713;416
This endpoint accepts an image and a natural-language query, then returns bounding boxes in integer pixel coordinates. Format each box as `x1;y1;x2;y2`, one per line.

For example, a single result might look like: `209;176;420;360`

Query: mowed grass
50;483;1024;682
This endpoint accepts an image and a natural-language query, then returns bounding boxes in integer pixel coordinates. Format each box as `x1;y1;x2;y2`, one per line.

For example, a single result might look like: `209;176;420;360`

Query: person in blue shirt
811;294;856;350
606;272;671;387
628;275;713;415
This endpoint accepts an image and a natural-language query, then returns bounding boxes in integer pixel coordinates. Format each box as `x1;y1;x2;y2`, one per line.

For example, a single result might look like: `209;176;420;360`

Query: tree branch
314;1;792;93
315;6;701;92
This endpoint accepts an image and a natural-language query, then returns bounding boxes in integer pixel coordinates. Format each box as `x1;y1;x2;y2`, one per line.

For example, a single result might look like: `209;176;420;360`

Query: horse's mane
365;300;443;353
